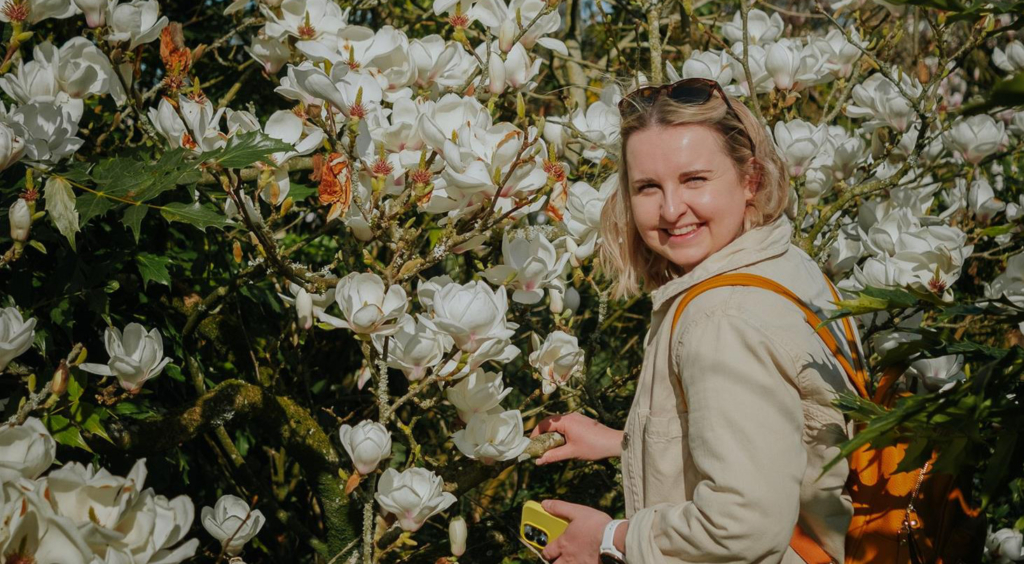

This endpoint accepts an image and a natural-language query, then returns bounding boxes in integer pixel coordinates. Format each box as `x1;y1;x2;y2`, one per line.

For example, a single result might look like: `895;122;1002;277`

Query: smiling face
627;124;757;273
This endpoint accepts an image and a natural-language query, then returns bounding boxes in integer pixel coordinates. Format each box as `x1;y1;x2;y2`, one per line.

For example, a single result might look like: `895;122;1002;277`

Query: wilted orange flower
313;152;352;220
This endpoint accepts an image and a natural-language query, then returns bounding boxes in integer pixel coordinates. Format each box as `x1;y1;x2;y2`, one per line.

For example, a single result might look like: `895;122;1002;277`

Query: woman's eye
637;184;658;192
687;176;707;184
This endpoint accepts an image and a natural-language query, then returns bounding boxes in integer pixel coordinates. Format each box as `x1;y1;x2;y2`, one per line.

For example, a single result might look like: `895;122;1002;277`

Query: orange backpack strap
670;272;870;400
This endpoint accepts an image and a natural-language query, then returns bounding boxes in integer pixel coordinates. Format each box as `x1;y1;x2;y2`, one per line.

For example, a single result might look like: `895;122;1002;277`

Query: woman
530;79;864;563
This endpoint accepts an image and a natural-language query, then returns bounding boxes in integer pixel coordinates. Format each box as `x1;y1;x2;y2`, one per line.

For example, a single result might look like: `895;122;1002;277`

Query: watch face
600;555;625;564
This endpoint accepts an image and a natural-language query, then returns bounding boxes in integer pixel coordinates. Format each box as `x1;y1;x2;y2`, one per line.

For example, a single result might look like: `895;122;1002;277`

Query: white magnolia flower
726;42;774;96
375;467;457;532
471;0;567;55
46;458;148;538
373;315;452;381
987;528;1024;564
846;72;922;132
814;28;862;78
416;275;455;313
428;280;517;354
55;37;126;104
826;223;864;277
9;101;84;167
78;322;173;392
773;119;828;177
262;0;351;42
0;43;69;107
529;331;584;394
452;409;531;463
985;252;1024;308
563;179;613;262
568;85;621;163
765;38;832;91
720;9;783;45
202;495;265;556
106;0;169;49
906;354;965;393
993;41;1024;74
279;283;336;330
946;114;1005;165
74;0;108;26
0;417;55;482
0;492;94;564
0;0;77;23
966;177;1005;223
338;420;392;475
0;119;26;171
326;272;408;335
482;232;569;305
409;35;470;90
482;41;542;94
666;49;734;85
0;306;36;371
247;36;291;74
111;489;199;564
446;369;512;422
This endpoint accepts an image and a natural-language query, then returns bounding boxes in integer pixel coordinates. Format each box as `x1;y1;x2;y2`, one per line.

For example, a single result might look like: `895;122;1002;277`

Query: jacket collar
649;217;794;312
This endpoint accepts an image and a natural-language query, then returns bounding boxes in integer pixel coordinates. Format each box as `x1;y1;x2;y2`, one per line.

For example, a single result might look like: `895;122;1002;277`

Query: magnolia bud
295;287;314;330
449;516;467;557
51;361;70;396
548;288;564;314
498;19;516;53
488;54;505;96
9;198;31;243
564;287;580;314
73;0;107;27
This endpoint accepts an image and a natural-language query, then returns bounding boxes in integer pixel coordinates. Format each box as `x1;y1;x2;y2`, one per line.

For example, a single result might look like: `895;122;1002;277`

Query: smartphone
520;500;569;550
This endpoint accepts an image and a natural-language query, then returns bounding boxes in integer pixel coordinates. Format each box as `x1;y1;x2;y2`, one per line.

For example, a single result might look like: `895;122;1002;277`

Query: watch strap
600;519;627;562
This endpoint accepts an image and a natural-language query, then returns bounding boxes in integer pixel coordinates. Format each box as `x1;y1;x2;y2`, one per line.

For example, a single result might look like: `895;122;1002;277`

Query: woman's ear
743;158;761;203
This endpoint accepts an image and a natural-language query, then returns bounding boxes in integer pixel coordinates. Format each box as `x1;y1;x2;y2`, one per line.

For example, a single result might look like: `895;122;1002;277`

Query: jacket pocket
641;414;692;506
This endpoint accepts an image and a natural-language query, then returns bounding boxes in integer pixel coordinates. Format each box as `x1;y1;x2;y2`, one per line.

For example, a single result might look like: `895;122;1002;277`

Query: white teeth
667;224;700;236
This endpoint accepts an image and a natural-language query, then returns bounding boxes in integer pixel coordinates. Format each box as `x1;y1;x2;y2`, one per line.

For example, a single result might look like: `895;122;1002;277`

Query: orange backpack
671;272;986;564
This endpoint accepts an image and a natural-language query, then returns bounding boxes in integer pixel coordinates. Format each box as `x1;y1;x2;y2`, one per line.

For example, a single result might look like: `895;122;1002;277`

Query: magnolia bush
0;0;1023;562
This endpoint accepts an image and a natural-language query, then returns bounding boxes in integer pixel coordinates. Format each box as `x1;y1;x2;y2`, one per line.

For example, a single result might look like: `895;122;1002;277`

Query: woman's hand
539;500;612;563
530;413;624;465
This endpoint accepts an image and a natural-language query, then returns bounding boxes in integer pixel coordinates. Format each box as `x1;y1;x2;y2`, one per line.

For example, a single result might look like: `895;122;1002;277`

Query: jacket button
621;431;630;451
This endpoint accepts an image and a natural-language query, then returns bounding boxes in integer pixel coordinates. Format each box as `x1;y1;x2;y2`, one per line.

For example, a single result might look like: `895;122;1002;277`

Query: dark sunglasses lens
667;82;714;104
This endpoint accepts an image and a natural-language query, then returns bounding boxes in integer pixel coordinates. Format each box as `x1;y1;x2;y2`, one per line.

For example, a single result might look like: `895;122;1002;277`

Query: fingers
530;414;565;438
541;499;583;520
541;537;562;562
534;445;572;466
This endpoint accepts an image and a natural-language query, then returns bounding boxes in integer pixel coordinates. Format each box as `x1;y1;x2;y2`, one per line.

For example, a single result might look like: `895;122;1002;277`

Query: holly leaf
43;176;80;250
201;130;293;169
159;202;228;231
135;252;172;289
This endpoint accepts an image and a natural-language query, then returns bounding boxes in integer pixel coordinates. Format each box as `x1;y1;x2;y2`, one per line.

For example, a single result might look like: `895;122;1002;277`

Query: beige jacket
621;217;863;564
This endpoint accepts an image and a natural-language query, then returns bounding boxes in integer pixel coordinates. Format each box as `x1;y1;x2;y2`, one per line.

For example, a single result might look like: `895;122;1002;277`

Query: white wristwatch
599;519;627;564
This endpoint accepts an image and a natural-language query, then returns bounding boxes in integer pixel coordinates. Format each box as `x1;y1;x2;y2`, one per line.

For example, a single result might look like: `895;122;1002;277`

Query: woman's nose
661;187;687;221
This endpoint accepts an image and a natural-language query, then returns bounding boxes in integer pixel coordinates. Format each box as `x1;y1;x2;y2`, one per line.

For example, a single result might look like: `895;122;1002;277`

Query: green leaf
980;427;1019;509
44;413;91;452
135;252;173;289
122;205;149;242
288;182;316;201
68;368;86;402
200;130;293;169
159;202;228;231
979;224;1015;238
75;193;116;226
44;176;80;250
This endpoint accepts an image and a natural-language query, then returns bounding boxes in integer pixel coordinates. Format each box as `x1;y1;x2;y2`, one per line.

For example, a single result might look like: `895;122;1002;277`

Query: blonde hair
599;90;789;299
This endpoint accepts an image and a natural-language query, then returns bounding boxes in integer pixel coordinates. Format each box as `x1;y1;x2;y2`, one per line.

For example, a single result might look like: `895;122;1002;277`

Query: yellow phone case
520;500;569;550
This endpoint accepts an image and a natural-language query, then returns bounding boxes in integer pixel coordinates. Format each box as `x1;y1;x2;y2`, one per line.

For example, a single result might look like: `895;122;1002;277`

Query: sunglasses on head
618;78;757;153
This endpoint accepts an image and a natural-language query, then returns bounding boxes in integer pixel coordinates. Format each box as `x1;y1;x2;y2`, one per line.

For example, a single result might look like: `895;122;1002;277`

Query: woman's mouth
663;223;705;242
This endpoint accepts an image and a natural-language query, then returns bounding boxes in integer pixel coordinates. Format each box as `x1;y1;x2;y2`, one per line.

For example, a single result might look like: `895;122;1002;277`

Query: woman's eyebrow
679;169;713;178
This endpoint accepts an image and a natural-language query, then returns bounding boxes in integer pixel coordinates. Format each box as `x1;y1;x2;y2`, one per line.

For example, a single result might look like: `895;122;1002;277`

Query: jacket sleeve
625;310;806;564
